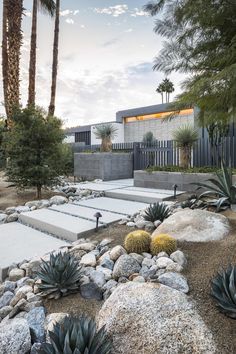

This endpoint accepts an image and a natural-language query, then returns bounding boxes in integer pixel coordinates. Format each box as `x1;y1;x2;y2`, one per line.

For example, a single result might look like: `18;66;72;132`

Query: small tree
173;125;198;168
143;131;156;145
4;106;67;198
94;123;118;152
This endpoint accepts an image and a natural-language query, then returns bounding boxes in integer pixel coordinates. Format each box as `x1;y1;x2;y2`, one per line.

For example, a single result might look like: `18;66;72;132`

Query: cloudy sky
0;0;183;127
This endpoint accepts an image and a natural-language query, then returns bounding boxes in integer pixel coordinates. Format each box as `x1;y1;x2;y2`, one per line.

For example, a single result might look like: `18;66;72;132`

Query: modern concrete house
65;103;195;145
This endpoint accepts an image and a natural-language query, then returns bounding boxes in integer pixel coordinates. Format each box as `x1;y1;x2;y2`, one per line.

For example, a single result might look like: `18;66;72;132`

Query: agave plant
38;315;112;354
211;265;236;319
193;161;236;211
144;202;171;222
36;252;83;299
94;124;118;152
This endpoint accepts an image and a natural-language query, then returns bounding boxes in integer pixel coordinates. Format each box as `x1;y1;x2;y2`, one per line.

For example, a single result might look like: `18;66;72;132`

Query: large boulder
0;318;31;353
153;209;229;242
98;283;216;354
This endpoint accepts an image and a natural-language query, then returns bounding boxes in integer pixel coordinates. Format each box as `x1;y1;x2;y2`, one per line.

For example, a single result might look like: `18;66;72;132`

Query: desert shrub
150;234;177;255
38;315;112;354
211;265;236;319
144;202;171;222
145;165;228;174
124;230;151;254
36;252;83;299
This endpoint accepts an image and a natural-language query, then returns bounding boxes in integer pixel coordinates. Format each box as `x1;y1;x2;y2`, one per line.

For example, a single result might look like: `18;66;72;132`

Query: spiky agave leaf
211;265;236;319
37;316;112;354
144;202;171;222
36;252;83;299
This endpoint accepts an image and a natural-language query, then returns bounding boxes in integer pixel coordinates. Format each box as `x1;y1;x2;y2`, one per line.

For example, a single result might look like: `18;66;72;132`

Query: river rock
153;209;230;242
113;255;141;279
158;272;189;293
98;283;216;354
26;307;46;343
0;291;14;309
110;246;127;261
0;318;31;354
170;250;187;267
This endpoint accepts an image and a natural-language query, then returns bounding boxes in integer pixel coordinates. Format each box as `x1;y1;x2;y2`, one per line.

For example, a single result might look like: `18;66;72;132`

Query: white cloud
65;18;74;25
60;9;79;17
94;5;128;17
131;8;148;17
80;24;86;29
124;28;133;33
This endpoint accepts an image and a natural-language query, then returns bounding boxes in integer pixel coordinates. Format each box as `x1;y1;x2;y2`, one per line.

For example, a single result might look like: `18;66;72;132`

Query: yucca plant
38;315;112;354
144;202;171;222
36;252;83;299
173;125;198;168
94;124;118;152
193;161;236;211
211;265;236;319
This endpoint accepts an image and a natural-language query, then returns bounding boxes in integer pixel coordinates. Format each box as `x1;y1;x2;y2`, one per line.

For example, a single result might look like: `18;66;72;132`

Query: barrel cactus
38;315;112;354
211;265;236;319
150;234;177;255
36;252;83;299
124;230;151;254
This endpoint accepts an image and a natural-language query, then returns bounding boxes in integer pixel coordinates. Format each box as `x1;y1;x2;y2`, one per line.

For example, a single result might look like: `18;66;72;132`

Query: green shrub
36;252;83;299
38;315;112;354
150;234;177;255
145;165;235;174
124;230;151;254
211;265;236;319
144;202;171;222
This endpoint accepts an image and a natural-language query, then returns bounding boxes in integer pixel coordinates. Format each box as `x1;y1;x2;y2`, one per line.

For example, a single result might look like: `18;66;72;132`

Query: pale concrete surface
19;209;100;242
126;186;184;196
50;204;122;224
101;179;134;186
0;223;69;281
72;182;127;192
76;197;148;216
105;188;175;203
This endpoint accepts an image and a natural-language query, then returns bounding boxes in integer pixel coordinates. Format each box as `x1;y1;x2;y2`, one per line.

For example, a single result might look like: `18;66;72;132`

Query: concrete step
76;197;148;216
50;203;122;224
104;188;172;204
19;209;101;242
0;222;69;281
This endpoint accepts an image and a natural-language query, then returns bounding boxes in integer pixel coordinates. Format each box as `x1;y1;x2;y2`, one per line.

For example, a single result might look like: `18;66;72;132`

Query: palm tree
156;83;165;104
2;0;23;125
28;0;56;106
156;78;175;103
48;0;60;116
94;124;118;152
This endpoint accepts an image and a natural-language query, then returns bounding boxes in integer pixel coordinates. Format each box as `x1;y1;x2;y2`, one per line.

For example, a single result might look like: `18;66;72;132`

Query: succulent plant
124;230;151;254
211;265;236;319
36;252;83;299
144;202;171;222
150;234;177;256
38;315;112;354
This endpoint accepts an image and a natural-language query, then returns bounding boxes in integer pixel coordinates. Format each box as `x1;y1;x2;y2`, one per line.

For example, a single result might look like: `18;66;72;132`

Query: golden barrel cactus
150;234;177;256
124;230;151;254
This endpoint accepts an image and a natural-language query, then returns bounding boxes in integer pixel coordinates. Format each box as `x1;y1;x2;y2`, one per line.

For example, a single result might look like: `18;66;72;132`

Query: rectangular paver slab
72;182;128;191
50;204;122;224
0;222;69;281
19;209;99;242
104;189;173;203
76;197;148;216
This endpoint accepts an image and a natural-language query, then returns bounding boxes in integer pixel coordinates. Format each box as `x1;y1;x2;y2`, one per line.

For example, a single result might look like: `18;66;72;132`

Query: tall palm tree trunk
28;0;37;106
6;0;23;124
2;0;9;119
48;0;60;116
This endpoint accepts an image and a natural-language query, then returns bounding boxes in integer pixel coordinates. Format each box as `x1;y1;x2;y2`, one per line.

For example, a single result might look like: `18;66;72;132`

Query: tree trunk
161;93;163;104
179;147;191;169
2;0;9;120
6;0;23;123
48;0;60;116
28;0;37;106
36;185;42;199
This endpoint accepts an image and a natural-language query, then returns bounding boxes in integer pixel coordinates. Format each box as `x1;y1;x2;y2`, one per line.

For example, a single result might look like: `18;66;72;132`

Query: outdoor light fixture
94;211;102;232
173;184;178;199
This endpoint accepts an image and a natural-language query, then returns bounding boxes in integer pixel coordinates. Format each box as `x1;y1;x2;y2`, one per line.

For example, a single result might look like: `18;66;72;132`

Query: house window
75;131;91;145
124;108;193;123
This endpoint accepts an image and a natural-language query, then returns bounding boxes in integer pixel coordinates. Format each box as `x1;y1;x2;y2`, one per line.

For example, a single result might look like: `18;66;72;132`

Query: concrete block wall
74;153;133;181
124;114;194;143
134;170;236;192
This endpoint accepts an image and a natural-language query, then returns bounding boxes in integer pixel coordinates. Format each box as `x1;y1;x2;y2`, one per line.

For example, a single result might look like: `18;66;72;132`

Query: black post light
94;212;102;232
173;184;178;199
